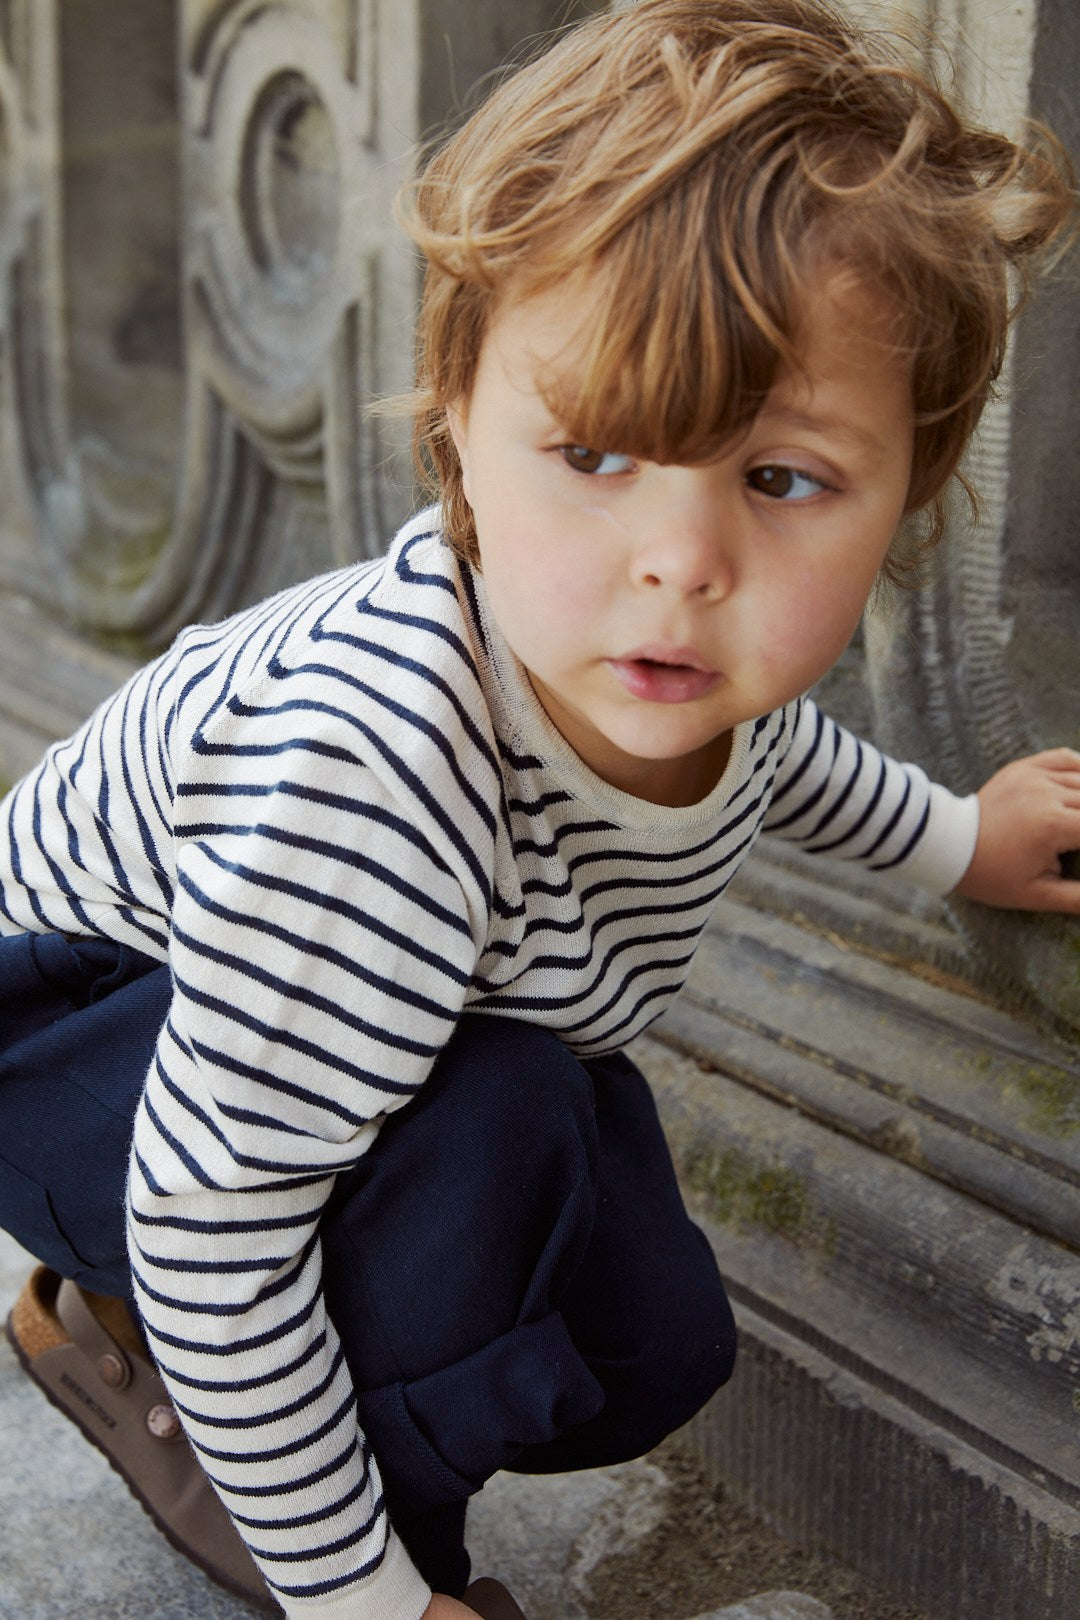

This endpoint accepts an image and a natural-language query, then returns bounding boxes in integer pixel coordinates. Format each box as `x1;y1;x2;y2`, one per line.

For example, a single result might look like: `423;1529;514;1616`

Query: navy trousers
0;931;736;1594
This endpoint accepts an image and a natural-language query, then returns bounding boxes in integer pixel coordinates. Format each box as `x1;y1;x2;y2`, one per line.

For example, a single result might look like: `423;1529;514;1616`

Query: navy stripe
177;862;464;1019
871;795;930;870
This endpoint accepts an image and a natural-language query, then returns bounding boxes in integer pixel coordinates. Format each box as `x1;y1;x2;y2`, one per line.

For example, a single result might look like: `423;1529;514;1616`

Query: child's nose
631;487;734;601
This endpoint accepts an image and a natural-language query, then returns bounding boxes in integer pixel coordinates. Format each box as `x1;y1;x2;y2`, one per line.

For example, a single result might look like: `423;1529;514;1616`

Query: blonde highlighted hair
400;0;1074;575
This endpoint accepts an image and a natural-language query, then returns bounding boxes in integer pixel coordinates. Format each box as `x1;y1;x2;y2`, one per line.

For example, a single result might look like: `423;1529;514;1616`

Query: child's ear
446;402;472;504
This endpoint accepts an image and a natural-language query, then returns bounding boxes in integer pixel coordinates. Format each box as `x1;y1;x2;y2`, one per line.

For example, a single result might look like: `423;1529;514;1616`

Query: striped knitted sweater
0;512;979;1619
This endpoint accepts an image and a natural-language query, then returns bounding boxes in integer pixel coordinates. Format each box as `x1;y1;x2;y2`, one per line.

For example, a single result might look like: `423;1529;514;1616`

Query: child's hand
953;748;1080;911
422;1596;489;1620
424;1579;529;1619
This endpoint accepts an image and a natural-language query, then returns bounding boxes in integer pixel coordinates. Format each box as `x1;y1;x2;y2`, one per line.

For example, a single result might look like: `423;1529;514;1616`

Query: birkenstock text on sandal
5;1265;280;1611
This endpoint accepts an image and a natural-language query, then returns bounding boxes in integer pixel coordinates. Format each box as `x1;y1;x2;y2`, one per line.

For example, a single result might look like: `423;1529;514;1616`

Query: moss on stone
964;1043;1080;1139
679;1140;833;1252
1011;1063;1080;1139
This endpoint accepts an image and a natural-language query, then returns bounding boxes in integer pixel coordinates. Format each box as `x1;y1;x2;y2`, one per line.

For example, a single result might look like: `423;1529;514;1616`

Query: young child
1;2;1078;1618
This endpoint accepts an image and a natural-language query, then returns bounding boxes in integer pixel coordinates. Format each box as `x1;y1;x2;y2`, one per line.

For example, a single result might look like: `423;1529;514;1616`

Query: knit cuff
893;785;980;895
279;1530;431;1620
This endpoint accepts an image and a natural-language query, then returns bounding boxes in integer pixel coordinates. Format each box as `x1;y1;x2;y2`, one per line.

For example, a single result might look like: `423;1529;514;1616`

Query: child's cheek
530;570;599;646
756;572;865;685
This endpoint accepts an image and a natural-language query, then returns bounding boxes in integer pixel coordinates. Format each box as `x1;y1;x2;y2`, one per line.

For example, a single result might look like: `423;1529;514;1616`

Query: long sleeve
121;582;503;1616
762;698;979;893
131;762;481;1617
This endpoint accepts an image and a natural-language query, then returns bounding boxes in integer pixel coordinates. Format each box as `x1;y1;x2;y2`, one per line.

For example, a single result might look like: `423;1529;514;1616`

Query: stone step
640;843;1080;1620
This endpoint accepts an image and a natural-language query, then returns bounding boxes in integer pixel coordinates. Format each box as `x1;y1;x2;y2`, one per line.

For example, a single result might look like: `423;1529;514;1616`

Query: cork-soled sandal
5;1266;279;1611
463;1578;530;1619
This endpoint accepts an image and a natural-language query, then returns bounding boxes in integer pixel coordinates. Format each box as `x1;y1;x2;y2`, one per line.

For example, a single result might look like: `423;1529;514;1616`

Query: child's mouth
608;648;719;704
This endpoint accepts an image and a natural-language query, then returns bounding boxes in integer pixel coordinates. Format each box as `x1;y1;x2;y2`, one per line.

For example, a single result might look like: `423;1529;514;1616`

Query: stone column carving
1;0;419;649
0;0;593;779
0;0;64;609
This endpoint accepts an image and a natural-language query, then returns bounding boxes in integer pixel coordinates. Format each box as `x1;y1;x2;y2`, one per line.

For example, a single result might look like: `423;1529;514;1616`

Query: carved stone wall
0;0;596;780
860;0;1080;1034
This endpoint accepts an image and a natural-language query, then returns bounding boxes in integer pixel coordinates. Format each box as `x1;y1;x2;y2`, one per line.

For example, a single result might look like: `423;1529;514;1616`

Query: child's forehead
479;263;909;414
482;276;607;383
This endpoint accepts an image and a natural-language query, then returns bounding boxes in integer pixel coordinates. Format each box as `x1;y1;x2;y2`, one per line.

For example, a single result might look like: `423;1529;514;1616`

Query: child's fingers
1027;746;1080;772
1044;771;1080;795
1010;748;1080;796
1046;806;1080;841
956;748;1080;909
1022;874;1080;913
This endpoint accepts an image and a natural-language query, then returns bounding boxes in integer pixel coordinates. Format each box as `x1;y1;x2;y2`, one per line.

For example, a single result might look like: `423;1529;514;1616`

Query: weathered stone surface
640;941;1080;1620
467;1461;672;1620
693;1598;833;1620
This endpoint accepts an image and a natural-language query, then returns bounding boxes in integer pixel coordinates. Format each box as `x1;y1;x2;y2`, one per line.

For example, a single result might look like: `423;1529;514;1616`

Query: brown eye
747;465;826;501
560;446;635;476
562;446;606;474
748;465;794;497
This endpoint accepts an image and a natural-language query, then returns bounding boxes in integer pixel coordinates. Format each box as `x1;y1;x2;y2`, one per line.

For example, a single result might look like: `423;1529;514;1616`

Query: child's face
448;270;915;807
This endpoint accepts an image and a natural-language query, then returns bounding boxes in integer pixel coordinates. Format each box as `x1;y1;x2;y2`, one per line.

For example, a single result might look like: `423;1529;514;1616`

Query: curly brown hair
398;0;1074;578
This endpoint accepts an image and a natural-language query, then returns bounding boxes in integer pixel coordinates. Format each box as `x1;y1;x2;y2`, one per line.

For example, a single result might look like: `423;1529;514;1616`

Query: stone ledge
637;862;1080;1620
686;1303;1079;1620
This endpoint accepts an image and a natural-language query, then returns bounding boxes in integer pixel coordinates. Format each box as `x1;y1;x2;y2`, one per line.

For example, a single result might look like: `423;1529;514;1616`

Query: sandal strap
9;1271;277;1609
54;1279;134;1381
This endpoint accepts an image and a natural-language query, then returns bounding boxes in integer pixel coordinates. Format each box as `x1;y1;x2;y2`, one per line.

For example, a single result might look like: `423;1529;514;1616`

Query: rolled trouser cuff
357;1309;605;1511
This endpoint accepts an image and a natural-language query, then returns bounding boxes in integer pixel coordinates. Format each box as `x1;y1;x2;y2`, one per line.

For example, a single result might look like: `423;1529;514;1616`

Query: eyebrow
759;405;890;460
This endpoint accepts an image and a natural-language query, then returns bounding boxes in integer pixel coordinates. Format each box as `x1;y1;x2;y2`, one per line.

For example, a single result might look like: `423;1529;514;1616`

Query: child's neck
605;730;734;809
